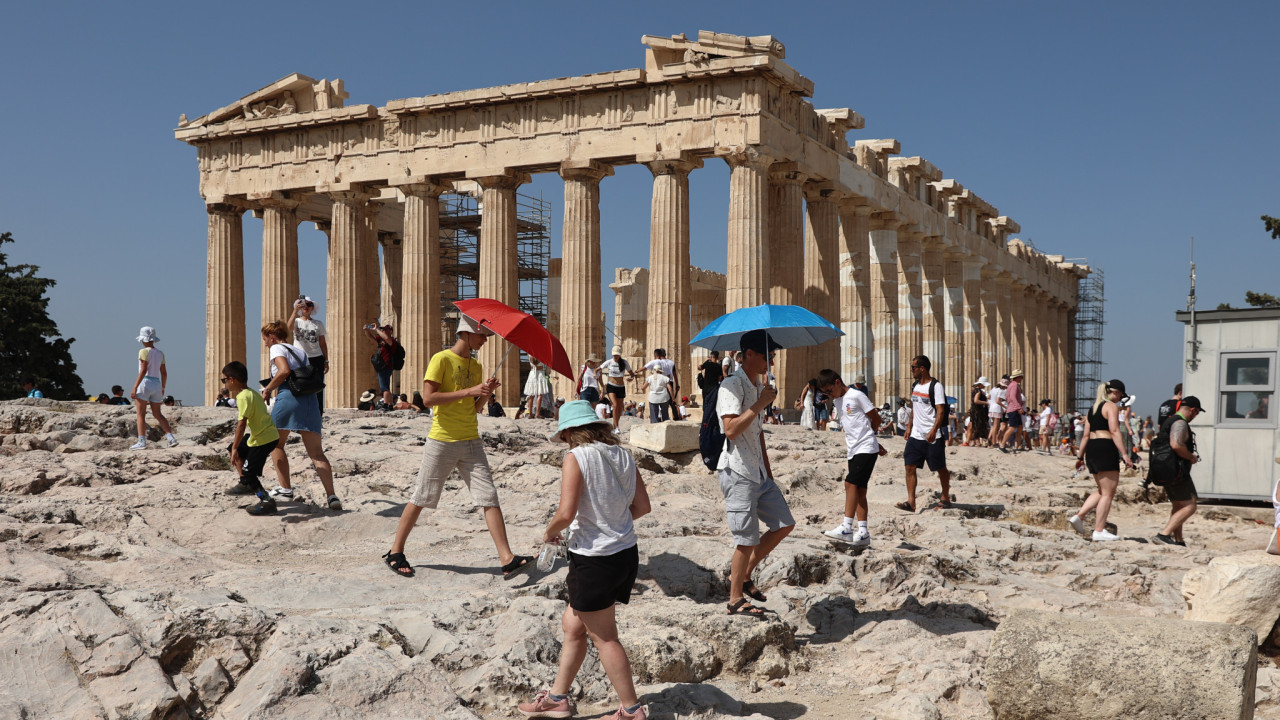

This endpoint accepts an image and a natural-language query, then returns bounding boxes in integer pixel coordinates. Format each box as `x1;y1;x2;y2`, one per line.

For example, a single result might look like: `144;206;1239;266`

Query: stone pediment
179;73;348;129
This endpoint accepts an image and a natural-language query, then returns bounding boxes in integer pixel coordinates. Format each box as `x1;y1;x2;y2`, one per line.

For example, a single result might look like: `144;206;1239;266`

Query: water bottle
537;540;562;572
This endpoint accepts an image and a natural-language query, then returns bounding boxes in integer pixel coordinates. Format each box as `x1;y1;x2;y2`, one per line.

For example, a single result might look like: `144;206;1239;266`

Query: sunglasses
219;377;229;384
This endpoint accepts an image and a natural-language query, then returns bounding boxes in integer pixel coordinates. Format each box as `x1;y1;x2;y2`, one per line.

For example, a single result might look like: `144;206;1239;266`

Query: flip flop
726;598;768;619
742;579;767;603
895;501;915;513
383;551;414;578
502;555;533;580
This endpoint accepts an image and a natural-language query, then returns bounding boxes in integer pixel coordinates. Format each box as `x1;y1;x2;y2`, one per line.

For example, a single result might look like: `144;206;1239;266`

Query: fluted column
921;237;946;387
360;201;382;393
1022;285;1039;401
896;229;923;385
258;196;300;378
962;257;985;387
644;155;698;401
205;203;246;406
397;181;447;397
475;171;529;406
560;161;613;401
869;215;901;404
768;163;806;402
803;183;840;380
325;191;372;408
1037;291;1052;405
381;234;403;394
996;273;1015;377
724;147;775;311
980;266;1000;387
838;201;873;386
1009;279;1029;384
943;249;966;406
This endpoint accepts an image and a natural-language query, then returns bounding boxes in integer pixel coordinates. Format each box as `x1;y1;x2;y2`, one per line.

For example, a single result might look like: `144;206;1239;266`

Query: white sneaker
1067;515;1086;536
268;486;294;499
824;525;856;541
1092;529;1121;542
166;435;179;448
129;439;147;451
850;529;871;548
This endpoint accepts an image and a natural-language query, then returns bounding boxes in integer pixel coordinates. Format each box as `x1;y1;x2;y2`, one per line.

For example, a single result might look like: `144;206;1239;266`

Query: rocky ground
1;397;1277;719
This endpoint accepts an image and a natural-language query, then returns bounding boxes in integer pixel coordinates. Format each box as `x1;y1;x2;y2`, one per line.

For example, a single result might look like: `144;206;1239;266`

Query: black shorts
1165;470;1198;502
845;453;878;487
605;383;626;400
566;545;639;613
1005;410;1023;428
233;437;280;491
904;436;947;472
1084;440;1120;474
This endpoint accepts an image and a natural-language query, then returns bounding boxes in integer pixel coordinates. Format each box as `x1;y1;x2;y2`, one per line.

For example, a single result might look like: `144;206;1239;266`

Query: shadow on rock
643;551;726;602
745;700;808;719
854;594;996;636
802;595;859;644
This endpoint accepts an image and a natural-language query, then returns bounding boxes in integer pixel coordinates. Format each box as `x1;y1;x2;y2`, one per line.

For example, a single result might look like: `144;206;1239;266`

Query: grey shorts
409;438;500;509
718;469;795;547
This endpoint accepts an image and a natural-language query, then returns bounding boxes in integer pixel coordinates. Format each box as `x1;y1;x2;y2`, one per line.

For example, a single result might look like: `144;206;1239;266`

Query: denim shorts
718;469;795;546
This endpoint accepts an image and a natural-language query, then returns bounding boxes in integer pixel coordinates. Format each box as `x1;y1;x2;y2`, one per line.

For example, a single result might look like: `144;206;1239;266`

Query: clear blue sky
3;2;1277;416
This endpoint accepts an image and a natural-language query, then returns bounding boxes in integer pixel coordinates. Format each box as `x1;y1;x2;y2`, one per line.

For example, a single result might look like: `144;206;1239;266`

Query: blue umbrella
689;304;843;352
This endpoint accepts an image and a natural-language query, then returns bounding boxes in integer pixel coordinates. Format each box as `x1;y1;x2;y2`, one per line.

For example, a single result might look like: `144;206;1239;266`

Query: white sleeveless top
566;442;638;556
1272;477;1280;529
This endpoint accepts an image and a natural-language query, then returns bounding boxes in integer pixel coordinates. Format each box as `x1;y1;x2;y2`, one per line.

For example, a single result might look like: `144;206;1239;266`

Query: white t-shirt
601;358;630;383
1039;406;1053;428
722;357;739;376
1023;414;1035;432
716;369;765;480
839;388;879;458
595;402;611;419
989;387;1006;416
580;364;600;391
646;374;671;403
293;317;326;358
909;380;948;441
270;343;307;377
643;358;675;380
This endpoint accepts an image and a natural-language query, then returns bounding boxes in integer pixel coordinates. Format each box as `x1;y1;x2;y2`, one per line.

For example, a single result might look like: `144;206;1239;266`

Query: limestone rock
623;626;719;683
193;656;231;705
1184;550;1280;640
985;610;1257;720
629;421;700;454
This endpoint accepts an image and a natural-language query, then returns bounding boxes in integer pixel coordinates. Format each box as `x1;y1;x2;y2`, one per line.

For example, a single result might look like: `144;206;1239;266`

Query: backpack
928;379;949;424
1048;412;1060;431
391;341;406;370
699;378;728;471
1146;415;1186;486
371;350;389;373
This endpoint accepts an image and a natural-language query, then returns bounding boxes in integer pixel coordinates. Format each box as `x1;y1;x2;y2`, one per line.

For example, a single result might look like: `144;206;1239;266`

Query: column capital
718;145;780;169
921;235;948;252
468;169;531;190
769;161;807;185
390;175;449;198
559;159;615;183
869;212;904;231
980;264;1002;280
896;225;925;242
802;180;837;203
961;254;987;271
1010;277;1029;291
837;195;876;215
323;188;378;204
641;154;701;177
247;191;302;211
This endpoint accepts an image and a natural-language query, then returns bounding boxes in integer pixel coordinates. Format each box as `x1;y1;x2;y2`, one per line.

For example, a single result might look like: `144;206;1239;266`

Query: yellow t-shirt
425;349;482;442
236;388;280;447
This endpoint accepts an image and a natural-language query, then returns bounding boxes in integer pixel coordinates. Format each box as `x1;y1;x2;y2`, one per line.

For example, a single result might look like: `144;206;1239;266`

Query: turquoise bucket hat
554;400;609;440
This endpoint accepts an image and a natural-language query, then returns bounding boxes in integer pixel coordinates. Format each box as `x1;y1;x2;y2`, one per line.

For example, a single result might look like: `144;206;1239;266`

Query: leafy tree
1246;291;1280;308
1263;215;1280;240
0;232;86;399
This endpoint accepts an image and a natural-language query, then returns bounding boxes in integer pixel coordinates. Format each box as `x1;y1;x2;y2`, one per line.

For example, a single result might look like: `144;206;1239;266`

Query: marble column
1009;280;1029;386
837;201;873;386
921;237;946;389
996;273;1015;377
398;181;446;398
205;203;246;406
896;229;923;386
475;171;529;407
943;249;966;408
325;191;372;408
962;257;985;390
869;215;901;405
381;234;403;395
768;163;806;402
561;161;613;401
803;183;840;380
980;266;1000;386
1038;292;1052;405
644;155;698;402
1022;285;1039;402
724;147;774;311
258;196;300;378
360;200;382;394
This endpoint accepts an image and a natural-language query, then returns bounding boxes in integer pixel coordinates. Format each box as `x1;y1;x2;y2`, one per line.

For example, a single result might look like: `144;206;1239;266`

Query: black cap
739;329;783;355
1106;379;1127;397
1180;395;1203;411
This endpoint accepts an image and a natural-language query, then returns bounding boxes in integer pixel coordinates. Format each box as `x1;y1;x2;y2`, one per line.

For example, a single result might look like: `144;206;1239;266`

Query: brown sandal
742;580;767;602
895;501;915;512
727;598;768;619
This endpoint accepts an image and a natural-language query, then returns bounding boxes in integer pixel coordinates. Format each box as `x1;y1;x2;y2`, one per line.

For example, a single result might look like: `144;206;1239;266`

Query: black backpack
1146;415;1186;486
922;379;949;423
391;341;406;370
699;379;728;471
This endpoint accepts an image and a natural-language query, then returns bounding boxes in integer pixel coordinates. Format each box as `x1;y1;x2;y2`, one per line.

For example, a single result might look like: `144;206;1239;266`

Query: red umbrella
453;298;574;380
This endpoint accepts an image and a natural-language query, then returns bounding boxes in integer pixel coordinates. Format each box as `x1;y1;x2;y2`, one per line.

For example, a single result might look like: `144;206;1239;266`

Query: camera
365;323;376;330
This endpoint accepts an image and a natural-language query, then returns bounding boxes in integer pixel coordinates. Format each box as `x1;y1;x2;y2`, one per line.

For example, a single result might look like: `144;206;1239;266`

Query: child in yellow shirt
221;361;282;515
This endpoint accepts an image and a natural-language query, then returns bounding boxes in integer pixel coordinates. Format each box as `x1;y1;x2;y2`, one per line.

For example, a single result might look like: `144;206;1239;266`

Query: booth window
1220;352;1274;422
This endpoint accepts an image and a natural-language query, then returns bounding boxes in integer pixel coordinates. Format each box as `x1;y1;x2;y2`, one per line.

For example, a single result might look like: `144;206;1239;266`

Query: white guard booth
1178;307;1280;500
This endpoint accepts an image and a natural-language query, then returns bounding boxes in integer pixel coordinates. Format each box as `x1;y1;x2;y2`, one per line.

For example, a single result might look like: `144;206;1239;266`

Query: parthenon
176;30;1087;411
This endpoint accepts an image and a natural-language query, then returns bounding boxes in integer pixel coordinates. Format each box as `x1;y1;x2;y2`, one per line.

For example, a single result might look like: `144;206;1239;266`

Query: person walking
818;369;886;546
1153;396;1203;546
716;330;793;618
1157;383;1183;427
576;353;602;405
898;355;952;512
523;359;551;419
128;326;178;450
1038;399;1055;453
601;347;636;432
516;401;651;720
260;321;342;510
895;399;911;438
220;360;282;516
965;378;990;447
797;379;818;430
644;367;671;423
1067;380;1134;542
698;350;724;405
288;295;329;414
987;375;1007;447
999;370;1027;451
382;314;531;580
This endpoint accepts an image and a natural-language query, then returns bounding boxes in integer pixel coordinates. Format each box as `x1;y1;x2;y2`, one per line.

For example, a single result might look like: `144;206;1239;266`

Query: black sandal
502;555;533;580
383;551;414;578
742;579;767;602
726;598;768;619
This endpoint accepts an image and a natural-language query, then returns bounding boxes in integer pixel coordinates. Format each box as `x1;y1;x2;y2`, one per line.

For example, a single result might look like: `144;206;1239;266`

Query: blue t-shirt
27;388;43;398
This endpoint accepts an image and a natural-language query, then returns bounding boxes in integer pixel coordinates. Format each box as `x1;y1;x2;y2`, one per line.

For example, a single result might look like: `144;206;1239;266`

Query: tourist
364;322;400;408
128;327;178;450
698;350;724;405
107;385;131;406
595;400;612;420
716;330;793;619
965;378;990;447
878;403;893;437
382;314;531;580
677;396;690;421
21;378;43;398
819;369;887;546
898;355;952;512
357;390;377;411
576;353;602;405
221;360;282;516
642;348;680;422
1117;396;1135;464
645;367;671;423
1158;383;1183;426
987;375;1007;447
523;359;551;419
162;395;176;407
517;400;651;720
95;393;110;404
485;395;504;417
1038;399;1055;452
601;347;637;432
814;383;831;431
852;374;870;400
999;370;1027;452
260;320;341;510
895;400;911;437
215;388;236;408
1154;396;1203;546
1022;410;1036;451
1067;380;1134;542
797;379;818;430
394;393;413;411
288;296;329;414
721;350;741;379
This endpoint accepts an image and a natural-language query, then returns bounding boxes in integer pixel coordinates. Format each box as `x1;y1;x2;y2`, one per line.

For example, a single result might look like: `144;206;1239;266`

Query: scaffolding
1071;264;1105;416
437;190;552;338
